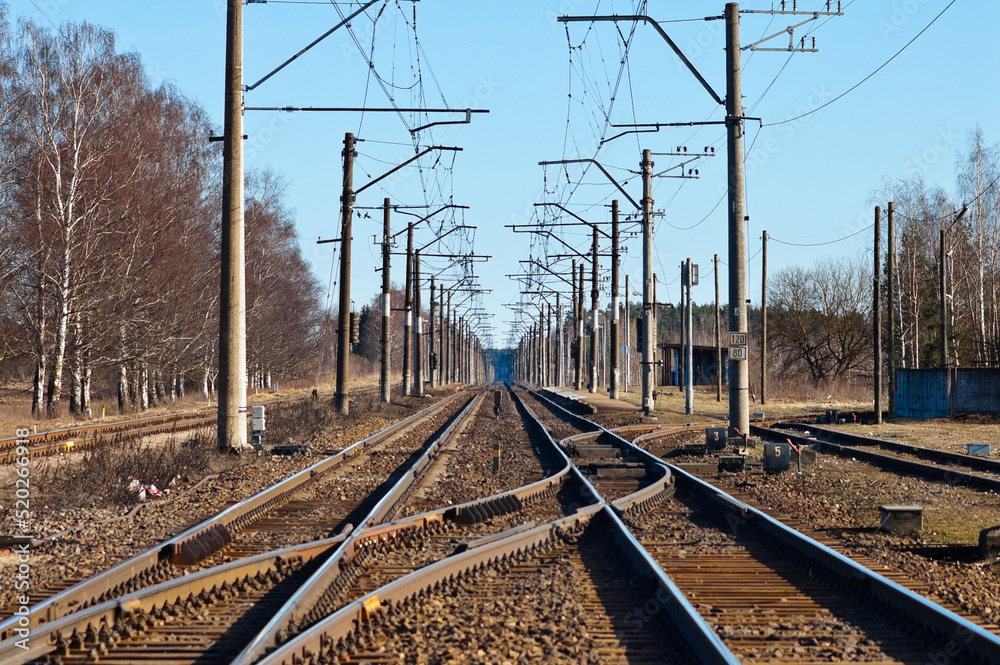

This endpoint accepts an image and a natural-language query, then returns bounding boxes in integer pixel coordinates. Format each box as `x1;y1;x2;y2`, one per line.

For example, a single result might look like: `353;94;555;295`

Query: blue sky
9;0;999;348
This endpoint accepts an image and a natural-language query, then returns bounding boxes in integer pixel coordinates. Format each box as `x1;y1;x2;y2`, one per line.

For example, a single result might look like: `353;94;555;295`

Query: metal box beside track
763;442;790;471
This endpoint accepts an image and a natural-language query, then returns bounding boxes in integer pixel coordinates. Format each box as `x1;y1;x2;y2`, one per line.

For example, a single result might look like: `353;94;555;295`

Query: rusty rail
0;390;463;642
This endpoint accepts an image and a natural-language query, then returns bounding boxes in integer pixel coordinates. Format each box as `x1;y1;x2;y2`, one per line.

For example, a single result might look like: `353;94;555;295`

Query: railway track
524;387;1000;665
253;387;732;665
0;389;469;654
0;386;586;664
634;469;985;663
0;388;373;463
11;384;998;665
759;421;1000;493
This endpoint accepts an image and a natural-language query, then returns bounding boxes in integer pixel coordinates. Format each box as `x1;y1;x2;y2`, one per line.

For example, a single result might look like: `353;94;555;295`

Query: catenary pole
578;263;585;392
380;198;391;403
726;3;749;437
610;200;620;399
335;132;355;415
219;0;248;450
715;253;722;402
402;223;413;395
590;226;599;393
429;277;436;390
641;149;656;415
413;250;423;396
685;258;694;415
761;229;767;406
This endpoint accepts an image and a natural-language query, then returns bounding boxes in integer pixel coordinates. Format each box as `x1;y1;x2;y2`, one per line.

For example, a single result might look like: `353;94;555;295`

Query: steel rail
257;387;736;665
511;387;737;664
0;388;374;462
0;390;575;665
0;533;351;664
256;507;603;665
0;390;464;641
528;388;1000;665
756;424;1000;494
779;420;1000;475
231;390;485;664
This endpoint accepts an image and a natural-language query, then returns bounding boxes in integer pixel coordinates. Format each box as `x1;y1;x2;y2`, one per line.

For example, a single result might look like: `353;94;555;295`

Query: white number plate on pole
730;346;747;360
729;332;747;346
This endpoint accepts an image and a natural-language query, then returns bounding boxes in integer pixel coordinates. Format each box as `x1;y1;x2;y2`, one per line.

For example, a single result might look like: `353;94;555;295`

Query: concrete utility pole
546;303;553;386
556;293;564;387
413;250;424;396
679;263;686;391
438;283;445;386
446;291;452;384
539;308;546;386
715;253;722;402
685;258;695;415
219;0;248;450
457;316;464;384
684;258;694;415
874;207;883;424
380;198;391;403
578;263;585;391
335;132;356;416
610;200;620;399
887;201;896;418
641;149;656;415
429;276;436;390
590;226;599;393
649;272;667;391
624;274;630;393
402;223;413;395
726;2;749;437
761;229;768;406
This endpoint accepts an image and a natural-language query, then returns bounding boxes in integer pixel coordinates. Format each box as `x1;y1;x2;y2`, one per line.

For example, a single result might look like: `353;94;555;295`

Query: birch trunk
45;237;72;416
140;368;149;411
118;364;130;413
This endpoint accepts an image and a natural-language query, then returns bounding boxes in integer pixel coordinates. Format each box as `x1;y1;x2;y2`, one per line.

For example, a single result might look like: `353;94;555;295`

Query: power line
891;170;1000;223
764;0;957;127
771;223;874;247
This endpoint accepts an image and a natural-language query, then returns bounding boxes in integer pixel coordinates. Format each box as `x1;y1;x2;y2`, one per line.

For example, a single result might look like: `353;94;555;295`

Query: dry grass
593;384;867;425
0;371;386;438
832;419;1000;454
24;429;231;510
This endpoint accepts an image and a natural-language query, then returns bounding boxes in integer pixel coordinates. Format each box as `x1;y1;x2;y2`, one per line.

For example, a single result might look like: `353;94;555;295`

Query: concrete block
979;525;1000;559
967;443;991;457
879;505;923;535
